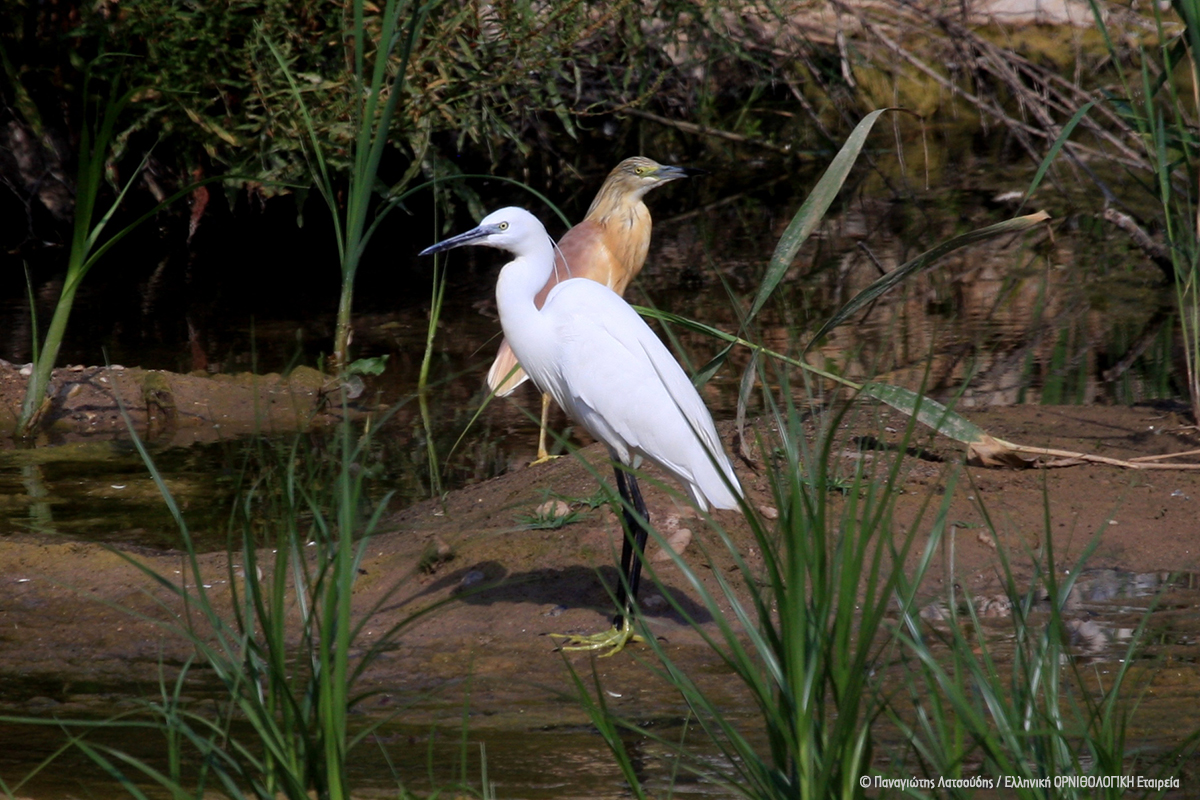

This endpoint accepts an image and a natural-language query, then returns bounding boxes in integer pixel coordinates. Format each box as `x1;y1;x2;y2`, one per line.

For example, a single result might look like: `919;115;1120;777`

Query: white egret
420;206;742;654
487;157;703;464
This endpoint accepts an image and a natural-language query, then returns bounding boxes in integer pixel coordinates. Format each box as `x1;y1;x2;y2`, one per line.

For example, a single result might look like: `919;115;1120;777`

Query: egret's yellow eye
498;221;509;230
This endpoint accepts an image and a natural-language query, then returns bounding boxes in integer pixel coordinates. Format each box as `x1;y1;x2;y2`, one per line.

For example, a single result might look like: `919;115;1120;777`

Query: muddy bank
1;403;1199;722
0;362;368;446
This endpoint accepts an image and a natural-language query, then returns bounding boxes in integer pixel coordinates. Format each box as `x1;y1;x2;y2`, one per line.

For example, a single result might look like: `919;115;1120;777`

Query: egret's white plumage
420;206;741;654
423;206;741;511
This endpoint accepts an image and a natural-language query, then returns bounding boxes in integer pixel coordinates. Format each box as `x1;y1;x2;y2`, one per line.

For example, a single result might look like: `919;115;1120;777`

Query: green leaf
1018;101;1094;214
346;355;389;376
858;383;985;445
749;108;897;323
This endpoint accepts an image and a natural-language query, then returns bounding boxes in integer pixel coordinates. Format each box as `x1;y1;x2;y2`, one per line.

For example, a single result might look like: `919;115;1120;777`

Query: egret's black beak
419;223;500;256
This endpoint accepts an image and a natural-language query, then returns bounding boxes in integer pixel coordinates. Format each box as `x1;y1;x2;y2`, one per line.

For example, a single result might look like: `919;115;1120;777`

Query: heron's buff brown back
487;340;525;396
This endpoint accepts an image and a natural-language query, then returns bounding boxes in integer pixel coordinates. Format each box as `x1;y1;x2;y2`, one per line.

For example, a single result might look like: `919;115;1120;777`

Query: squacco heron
487;156;702;464
420;206;742;656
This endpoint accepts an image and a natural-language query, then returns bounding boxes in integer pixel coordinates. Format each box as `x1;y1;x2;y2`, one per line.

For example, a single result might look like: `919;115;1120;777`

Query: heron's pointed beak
656;164;707;182
419;223;499;256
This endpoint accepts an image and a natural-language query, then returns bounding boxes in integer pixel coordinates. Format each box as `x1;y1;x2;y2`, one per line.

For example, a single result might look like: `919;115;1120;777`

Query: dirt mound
0;362;362;446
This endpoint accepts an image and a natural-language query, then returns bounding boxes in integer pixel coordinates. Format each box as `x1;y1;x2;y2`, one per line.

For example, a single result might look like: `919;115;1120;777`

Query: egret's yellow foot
529;450;562;467
549;617;643;657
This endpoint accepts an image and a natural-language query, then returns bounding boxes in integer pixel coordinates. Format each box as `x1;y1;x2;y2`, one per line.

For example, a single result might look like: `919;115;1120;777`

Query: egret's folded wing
550;282;740;508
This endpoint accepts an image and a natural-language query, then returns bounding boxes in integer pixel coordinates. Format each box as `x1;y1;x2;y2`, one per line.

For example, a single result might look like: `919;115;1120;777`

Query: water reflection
0;439;232;547
361;193;1170;502
921;568;1200;661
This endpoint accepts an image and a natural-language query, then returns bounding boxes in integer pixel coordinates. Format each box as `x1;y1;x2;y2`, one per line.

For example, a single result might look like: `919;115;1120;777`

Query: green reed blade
694;108;898;387
803;211;1049;355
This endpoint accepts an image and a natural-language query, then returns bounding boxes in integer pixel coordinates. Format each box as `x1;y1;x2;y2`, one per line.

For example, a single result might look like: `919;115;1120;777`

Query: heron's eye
634;166;648;175
498;222;509;230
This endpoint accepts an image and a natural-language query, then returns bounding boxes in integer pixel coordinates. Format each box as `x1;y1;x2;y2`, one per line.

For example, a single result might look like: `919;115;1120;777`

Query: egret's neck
495;234;557;357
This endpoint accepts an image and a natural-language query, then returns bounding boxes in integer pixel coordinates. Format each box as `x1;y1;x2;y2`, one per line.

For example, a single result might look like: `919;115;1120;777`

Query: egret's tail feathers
693;461;743;511
487;340;529;396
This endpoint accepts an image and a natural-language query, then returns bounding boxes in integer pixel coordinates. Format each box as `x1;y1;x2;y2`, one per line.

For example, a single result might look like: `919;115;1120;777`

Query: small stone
536;499;570;517
1066;618;1107;652
420;537;454;574
653;527;692;561
342;375;365;400
18;363;32;377
974;595;1011;618
758;505;779;520
920;602;948;621
542;604;567;617
459;570;485;589
642;594;667;611
233;564;265;582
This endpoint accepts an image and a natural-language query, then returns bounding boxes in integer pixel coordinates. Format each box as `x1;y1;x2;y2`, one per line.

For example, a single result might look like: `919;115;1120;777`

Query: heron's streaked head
585;157;706;219
419;207;551;257
612;156;705;188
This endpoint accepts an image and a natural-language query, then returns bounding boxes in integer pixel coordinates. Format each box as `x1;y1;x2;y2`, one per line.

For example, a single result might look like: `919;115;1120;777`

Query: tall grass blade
694;108;897;385
419;228;449;498
752;108;898;322
1018;101;1095;213
15;70;183;434
263;0;435;373
1090;0;1200;421
575;367;948;796
15;74;224;435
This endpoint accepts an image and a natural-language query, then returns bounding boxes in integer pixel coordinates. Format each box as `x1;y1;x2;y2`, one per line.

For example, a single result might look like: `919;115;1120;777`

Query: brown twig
1129;448;1200;462
1101;207;1174;275
619;108;800;156
844;3;1147;174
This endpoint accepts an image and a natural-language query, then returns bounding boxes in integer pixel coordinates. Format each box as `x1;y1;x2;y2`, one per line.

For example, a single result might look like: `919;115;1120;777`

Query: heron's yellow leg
530;393;563;466
549;616;644;658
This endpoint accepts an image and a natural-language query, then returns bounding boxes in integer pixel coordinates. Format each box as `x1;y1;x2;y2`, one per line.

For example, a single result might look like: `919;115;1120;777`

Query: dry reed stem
977;437;1200;470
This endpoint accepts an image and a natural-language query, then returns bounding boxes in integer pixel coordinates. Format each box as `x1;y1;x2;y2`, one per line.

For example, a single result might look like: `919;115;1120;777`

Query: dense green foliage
1;0;803;202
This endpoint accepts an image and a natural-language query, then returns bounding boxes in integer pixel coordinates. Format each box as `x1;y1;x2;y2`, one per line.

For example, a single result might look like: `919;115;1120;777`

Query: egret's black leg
613;466;649;627
548;467;649;656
